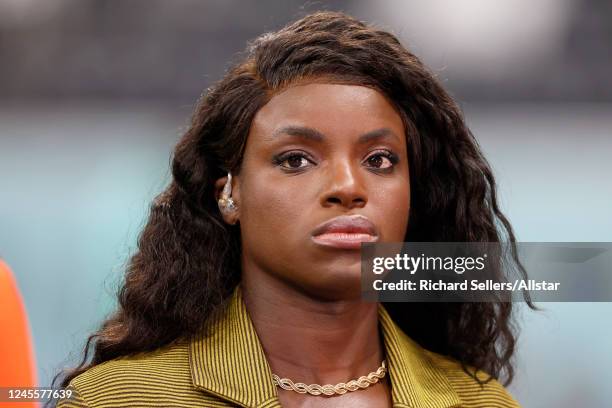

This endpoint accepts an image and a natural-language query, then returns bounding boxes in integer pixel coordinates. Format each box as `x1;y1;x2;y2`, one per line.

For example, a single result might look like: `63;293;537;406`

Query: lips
310;214;379;250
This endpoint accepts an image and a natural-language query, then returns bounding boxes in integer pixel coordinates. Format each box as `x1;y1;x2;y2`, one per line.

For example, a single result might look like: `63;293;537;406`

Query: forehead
250;82;405;142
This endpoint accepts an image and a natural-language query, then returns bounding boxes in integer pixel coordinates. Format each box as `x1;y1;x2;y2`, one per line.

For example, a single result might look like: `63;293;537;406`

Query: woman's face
226;82;410;300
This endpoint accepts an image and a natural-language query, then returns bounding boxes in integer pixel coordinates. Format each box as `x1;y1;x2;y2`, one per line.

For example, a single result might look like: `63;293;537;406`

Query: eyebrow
269;126;400;144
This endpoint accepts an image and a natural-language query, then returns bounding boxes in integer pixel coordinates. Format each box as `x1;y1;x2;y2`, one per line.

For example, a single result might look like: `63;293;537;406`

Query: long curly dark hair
52;10;533;395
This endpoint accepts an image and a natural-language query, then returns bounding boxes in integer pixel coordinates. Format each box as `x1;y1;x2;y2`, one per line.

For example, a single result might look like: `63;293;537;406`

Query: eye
273;151;315;171
364;150;399;170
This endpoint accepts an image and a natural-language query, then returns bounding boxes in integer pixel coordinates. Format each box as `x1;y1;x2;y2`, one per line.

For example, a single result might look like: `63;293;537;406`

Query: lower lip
311;232;379;249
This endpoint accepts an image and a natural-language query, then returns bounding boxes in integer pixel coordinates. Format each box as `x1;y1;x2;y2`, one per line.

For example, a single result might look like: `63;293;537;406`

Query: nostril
352;198;366;208
325;196;366;208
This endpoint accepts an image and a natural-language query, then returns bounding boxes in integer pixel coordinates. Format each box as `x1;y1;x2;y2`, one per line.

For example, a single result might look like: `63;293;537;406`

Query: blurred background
0;0;611;406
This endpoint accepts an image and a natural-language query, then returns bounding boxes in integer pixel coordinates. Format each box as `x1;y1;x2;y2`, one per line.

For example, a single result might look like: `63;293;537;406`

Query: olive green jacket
58;285;520;407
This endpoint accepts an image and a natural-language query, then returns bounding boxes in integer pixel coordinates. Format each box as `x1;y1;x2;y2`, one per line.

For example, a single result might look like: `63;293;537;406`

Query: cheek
373;181;410;241
240;175;308;243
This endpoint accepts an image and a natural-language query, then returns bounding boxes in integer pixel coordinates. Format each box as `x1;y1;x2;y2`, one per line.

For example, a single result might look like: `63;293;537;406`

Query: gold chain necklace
272;360;387;396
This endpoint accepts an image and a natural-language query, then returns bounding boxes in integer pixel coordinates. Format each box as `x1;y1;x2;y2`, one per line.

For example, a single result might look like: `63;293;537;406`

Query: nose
320;159;367;209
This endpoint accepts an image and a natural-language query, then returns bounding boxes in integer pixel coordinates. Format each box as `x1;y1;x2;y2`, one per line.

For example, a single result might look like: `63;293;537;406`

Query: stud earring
217;172;237;213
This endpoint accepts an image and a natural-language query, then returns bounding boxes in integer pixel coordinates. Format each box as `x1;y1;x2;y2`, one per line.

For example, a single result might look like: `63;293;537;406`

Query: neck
241;267;385;385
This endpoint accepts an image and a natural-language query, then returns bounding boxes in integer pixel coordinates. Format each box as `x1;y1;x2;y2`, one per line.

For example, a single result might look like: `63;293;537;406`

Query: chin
304;267;364;301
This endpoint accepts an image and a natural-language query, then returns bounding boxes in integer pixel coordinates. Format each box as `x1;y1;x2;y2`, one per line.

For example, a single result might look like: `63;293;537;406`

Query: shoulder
424;350;521;408
56;339;204;408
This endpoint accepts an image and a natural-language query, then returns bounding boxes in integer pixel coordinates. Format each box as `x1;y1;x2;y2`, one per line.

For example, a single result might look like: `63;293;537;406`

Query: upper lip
311;214;378;237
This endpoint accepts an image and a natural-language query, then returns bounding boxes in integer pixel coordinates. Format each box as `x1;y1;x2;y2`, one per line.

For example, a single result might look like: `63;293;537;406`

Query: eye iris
369;155;384;168
287;155;304;168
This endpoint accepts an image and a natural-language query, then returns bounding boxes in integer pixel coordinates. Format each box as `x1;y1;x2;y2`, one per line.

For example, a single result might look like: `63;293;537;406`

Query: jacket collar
189;285;461;408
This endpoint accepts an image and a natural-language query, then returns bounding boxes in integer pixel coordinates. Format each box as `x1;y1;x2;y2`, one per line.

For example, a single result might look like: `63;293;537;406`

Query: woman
55;11;528;408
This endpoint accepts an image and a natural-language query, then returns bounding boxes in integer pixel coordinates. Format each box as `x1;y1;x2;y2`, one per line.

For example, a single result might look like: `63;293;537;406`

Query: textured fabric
57;285;521;407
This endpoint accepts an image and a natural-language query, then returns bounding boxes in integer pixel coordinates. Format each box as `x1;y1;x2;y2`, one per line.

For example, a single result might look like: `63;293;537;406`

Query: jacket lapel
189;285;281;407
378;305;462;408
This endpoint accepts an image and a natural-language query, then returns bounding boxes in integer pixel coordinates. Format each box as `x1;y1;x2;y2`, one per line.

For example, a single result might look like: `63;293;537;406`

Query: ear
214;175;240;225
213;176;227;202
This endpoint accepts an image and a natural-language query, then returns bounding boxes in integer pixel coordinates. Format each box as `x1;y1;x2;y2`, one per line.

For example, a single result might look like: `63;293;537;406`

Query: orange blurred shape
0;259;38;408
